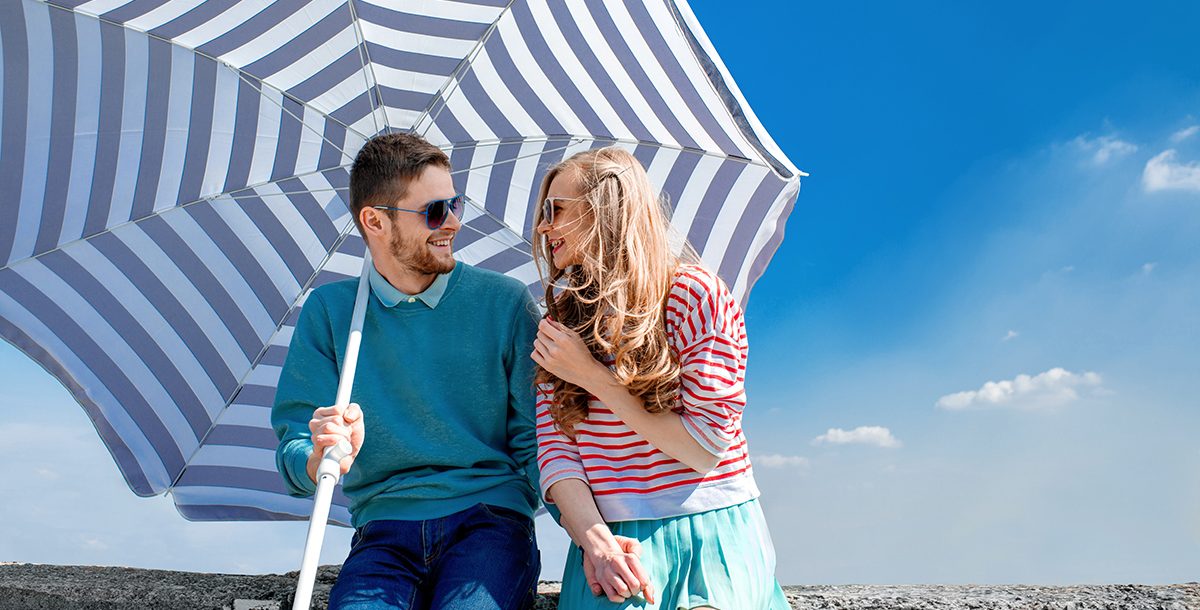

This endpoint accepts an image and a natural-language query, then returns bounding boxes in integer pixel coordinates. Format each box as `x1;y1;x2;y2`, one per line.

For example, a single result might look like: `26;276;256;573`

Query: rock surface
0;564;1196;609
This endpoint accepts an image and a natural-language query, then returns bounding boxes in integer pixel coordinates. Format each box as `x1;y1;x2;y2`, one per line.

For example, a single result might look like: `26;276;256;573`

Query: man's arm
271;291;340;497
506;288;541;496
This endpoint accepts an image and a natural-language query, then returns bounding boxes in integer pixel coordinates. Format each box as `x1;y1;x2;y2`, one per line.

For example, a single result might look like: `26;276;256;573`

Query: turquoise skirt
559;499;790;610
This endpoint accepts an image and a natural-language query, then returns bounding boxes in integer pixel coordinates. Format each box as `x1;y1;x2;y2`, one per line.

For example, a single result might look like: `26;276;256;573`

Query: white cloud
755;454;810;469
1142;262;1157;275
1142;150;1200;193
1170;125;1199;143
813;426;902;449
1002;330;1019;342
1071;134;1137;165
936;367;1103;411
81;537;109;551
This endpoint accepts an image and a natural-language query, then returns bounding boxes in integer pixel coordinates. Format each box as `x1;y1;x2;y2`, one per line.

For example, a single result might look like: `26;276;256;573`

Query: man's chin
430;252;456;274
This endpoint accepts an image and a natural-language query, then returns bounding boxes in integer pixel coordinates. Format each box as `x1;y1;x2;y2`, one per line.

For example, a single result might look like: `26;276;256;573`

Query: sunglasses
373;194;464;230
541;196;583;226
541;165;631;225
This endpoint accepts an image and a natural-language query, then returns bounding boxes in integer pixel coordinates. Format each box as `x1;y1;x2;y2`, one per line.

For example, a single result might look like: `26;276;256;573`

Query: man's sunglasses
373;194;464;230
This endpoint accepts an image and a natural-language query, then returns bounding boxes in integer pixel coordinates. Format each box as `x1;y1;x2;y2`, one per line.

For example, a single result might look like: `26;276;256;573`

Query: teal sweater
271;262;540;527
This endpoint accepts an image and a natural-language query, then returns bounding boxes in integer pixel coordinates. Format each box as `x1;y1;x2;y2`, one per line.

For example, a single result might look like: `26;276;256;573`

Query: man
272;132;541;610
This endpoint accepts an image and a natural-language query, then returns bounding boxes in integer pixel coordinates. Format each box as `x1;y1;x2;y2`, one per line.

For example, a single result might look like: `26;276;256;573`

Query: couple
272;133;789;610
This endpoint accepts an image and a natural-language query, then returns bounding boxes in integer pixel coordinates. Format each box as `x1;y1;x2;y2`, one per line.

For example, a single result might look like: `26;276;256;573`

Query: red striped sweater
536;266;760;521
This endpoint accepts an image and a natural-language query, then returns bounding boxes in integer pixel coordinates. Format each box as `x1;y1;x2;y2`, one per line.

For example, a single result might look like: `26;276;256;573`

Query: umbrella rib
170;201;537;489
2;130;788;277
346;0;386;135
0;165;359;275
443;135;789;175
226;188;347;199
447;137;587;177
459;194;533;251
662;0;801;180
223;75;367;171
457;213;538;261
170;215;363;492
412;0;518;135
37;0;376;152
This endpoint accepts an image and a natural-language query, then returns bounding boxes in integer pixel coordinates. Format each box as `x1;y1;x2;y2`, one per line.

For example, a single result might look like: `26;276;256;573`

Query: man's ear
359;206;386;241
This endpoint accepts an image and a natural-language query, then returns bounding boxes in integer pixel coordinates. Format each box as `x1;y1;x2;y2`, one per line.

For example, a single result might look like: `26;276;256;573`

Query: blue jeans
328;503;540;610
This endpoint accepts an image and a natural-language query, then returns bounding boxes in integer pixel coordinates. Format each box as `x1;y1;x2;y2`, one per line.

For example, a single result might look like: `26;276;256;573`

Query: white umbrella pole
292;251;374;610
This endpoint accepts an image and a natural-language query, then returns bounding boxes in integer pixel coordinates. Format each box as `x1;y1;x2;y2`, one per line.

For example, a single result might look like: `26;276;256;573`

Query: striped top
537;266;760;522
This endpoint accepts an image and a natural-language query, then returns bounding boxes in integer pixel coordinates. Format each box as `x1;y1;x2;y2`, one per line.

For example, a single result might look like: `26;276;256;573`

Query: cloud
1142;262;1157;275
1071;134;1137;165
81;537;109;551
812;426;902;448
1002;330;1019;342
1142;150;1200;193
755;454;810;469
1170;125;1199;143
936;367;1103;411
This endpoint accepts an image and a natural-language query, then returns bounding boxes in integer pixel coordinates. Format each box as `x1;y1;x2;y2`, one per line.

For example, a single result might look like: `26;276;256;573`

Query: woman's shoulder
669;264;732;302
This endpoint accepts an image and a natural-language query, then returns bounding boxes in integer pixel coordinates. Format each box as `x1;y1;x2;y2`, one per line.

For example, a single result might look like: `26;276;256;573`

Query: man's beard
389;226;456;275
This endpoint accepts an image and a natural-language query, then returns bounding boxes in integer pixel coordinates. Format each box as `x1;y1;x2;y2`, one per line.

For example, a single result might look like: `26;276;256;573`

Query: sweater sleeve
271;291;338;497
535;384;588;504
669;269;748;457
505;288;541;499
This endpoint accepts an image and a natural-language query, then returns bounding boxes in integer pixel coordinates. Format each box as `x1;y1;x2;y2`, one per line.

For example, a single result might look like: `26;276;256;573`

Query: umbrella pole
292;252;374;610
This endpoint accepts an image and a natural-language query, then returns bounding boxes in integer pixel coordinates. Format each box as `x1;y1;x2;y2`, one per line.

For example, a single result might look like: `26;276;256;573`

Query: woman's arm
546;479;653;603
587;370;721;474
533;318;720;474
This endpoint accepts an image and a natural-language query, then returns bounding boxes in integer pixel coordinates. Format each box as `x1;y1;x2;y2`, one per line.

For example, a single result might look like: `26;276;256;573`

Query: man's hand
582;535;656;604
305;402;364;483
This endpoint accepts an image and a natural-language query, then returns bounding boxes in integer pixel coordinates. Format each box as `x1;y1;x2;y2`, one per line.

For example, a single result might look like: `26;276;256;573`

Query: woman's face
537;173;593;270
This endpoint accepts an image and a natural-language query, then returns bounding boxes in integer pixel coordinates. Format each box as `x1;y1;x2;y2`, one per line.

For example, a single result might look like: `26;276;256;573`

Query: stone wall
1;564;1196;609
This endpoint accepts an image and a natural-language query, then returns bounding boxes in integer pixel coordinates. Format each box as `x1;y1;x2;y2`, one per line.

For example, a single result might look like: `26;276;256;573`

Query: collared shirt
368;263;454;309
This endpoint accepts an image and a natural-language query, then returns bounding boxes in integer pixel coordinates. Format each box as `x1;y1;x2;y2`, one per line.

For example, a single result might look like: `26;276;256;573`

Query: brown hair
348;132;451;240
531;146;699;438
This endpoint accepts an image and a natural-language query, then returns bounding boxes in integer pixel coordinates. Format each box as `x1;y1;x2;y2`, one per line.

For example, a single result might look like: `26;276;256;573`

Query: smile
549;238;564;253
430;238;452;247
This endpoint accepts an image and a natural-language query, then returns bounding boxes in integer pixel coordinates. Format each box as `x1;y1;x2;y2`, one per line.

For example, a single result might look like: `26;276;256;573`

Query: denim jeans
327;503;540;610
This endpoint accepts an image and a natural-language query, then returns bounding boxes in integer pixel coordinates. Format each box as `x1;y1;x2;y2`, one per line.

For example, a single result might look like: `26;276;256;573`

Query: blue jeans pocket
477;503;535;538
348;521;372;551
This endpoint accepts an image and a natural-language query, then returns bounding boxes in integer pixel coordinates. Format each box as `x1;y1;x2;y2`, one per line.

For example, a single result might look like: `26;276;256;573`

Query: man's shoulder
305;277;360;312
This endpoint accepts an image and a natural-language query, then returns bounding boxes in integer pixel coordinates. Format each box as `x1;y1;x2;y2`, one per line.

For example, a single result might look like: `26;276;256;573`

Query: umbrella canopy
0;0;802;524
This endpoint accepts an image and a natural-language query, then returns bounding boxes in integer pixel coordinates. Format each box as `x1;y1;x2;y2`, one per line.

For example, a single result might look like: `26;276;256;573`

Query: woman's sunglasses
373;194;464;230
541;196;583;226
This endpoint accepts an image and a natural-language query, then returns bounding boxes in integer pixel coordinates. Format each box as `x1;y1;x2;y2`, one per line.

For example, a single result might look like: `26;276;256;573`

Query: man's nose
443;207;463;231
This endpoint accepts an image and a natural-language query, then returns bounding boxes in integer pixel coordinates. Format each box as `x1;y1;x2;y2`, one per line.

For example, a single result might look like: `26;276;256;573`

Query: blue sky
3;1;1199;584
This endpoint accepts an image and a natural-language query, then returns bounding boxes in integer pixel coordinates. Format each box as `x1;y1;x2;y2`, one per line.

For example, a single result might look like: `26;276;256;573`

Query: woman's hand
583;536;656;603
531;318;609;390
583;533;656;604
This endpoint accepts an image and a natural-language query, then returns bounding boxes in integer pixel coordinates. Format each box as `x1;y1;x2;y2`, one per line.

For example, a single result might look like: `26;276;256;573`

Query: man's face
383;164;460;275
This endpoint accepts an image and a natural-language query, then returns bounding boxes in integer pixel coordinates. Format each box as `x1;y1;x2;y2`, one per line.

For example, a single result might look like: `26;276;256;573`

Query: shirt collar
369;263;453;309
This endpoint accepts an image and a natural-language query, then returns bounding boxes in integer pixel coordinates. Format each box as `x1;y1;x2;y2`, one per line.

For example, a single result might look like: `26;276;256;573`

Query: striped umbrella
0;0;803;525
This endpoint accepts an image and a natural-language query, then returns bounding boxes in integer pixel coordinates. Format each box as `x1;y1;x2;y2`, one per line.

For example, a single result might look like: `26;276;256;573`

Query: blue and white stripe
1;0;803;522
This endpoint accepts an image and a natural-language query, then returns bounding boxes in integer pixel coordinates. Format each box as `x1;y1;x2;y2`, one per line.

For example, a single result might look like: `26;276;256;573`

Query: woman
530;146;789;609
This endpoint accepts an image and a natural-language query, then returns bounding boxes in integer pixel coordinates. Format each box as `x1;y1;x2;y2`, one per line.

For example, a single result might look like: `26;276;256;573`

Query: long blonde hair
532;146;696;438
